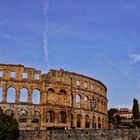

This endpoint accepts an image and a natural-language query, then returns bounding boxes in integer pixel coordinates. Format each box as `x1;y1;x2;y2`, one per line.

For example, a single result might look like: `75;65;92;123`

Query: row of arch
4;108;107;128
0;87;40;104
5;109;67;124
70;94;107;112
46;110;107;128
46;87;107;112
0;87;68;104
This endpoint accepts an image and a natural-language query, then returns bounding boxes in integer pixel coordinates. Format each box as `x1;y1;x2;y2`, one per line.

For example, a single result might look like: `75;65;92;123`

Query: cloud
42;0;50;69
129;53;140;63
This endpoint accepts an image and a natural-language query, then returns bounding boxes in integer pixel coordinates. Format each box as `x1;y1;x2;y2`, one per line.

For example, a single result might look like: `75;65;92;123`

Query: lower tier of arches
0;103;108;130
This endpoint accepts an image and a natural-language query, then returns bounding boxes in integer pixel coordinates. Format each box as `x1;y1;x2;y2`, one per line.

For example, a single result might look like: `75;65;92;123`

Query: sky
0;0;140;109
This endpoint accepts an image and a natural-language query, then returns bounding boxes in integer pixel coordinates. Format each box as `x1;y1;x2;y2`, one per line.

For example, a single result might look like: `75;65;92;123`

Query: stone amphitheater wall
0;64;108;131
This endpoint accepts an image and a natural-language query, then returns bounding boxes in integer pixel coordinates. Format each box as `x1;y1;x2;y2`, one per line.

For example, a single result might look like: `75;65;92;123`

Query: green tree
0;107;19;140
108;108;118;123
132;98;139;120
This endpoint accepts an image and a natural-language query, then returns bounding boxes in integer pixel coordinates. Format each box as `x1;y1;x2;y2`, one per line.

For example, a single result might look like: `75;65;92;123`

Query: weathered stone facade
0;64;108;131
46;129;140;140
18;129;140;140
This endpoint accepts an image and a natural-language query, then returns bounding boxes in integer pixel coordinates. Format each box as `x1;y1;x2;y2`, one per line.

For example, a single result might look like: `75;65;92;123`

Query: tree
108;108;118;123
132;98;139;120
0;107;19;140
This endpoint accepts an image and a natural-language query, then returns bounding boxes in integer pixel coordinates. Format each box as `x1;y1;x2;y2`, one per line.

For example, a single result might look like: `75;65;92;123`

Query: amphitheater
0;64;108;132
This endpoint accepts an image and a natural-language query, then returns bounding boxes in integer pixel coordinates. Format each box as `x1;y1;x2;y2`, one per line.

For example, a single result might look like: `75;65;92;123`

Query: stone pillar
81;115;85;128
66;91;70;106
73;94;76;108
73;113;77;128
41;83;46;104
80;96;84;109
2;86;7;103
89;115;92;128
40;107;46;130
28;88;32;104
16;89;20;104
14;106;19;121
87;98;91;110
54;112;58;126
27;106;32;124
41;91;46;104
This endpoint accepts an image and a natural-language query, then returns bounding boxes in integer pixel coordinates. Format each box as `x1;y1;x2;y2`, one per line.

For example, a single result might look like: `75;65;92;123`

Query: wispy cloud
129;53;140;63
42;0;50;69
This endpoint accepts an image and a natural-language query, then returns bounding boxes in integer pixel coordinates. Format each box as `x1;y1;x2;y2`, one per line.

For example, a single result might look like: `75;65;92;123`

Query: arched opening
19;109;27;123
98;117;101;128
71;114;74;127
85;115;90;128
47;88;55;104
46;111;54;123
76;94;80;108
102;118;104;129
84;96;88;109
58;111;66;123
0;87;2;102
32;89;40;104
92;116;95;128
7;87;16;103
59;89;66;94
5;109;14;117
20;88;28;102
32;111;40;123
47;88;55;93
77;114;81;128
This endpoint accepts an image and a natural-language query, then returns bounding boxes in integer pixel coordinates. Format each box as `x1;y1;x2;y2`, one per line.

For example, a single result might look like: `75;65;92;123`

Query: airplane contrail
42;0;50;69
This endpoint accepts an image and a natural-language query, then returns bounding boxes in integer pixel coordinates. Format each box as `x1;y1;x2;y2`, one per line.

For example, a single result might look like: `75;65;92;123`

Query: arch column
41;83;46;104
89;115;92;128
81;115;85;128
54;112;58;126
2;86;7;103
80;95;84;109
16;89;20;104
73;94;76;108
28;88;32;104
87;97;91;110
40;107;46;129
27;106;32;124
72;113;77;128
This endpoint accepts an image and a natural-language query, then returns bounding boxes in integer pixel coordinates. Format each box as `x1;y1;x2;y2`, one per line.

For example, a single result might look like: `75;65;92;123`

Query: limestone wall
0;64;108;130
18;129;140;140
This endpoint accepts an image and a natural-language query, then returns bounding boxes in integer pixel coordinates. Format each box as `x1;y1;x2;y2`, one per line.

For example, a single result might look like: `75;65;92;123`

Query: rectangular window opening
76;80;80;86
34;74;39;80
0;71;3;77
84;82;87;88
22;72;28;79
10;71;16;78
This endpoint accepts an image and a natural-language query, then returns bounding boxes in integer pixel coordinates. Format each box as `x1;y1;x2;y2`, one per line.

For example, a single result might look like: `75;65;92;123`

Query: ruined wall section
45;69;108;129
0;64;45;130
0;64;108;130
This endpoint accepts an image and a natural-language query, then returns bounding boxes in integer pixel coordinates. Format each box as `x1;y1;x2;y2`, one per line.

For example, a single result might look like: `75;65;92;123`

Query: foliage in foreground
132;98;140;120
0;107;19;140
